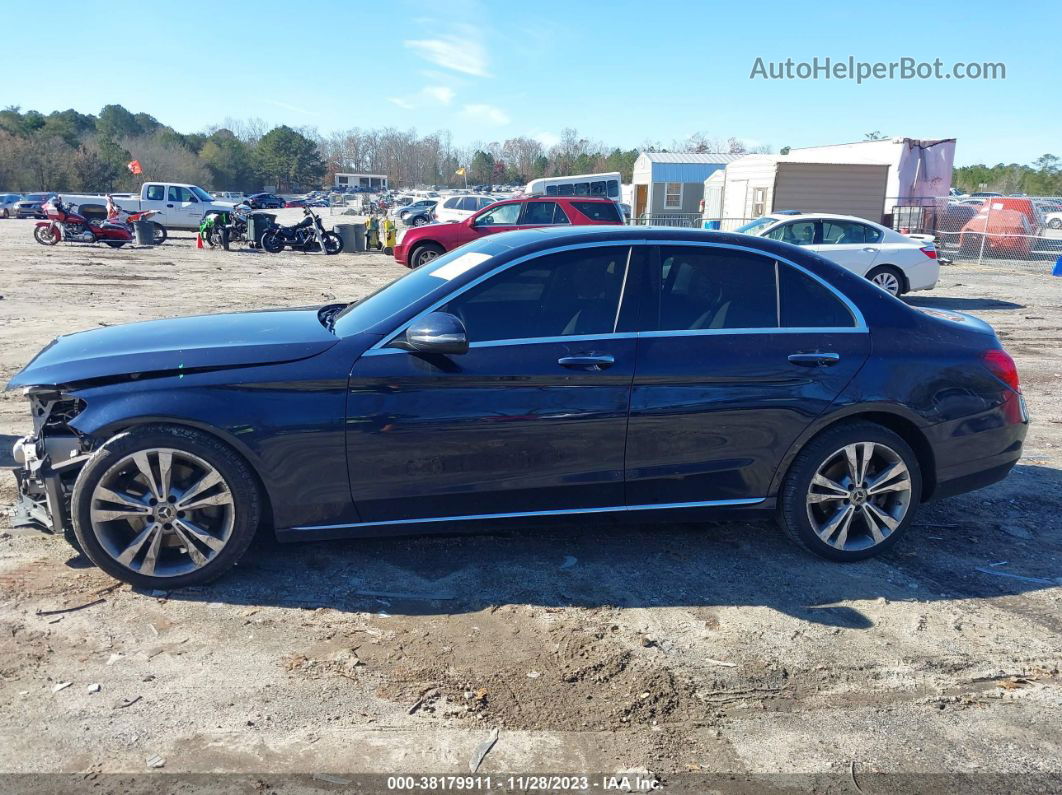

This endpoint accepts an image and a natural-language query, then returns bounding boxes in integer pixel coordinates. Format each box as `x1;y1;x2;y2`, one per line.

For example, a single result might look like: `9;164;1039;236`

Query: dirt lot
0;215;1059;789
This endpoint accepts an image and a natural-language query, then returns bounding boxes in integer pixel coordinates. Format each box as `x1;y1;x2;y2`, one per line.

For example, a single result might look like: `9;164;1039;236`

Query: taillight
920;245;938;259
983;349;1021;393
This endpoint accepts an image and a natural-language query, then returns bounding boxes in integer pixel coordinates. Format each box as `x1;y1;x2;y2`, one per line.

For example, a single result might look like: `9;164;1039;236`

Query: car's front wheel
71;425;261;588
410;243;444;268
778;421;922;561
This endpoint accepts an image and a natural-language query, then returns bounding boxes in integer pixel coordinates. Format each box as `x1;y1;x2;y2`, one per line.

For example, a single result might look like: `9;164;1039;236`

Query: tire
34;225;59;246
71;425;261;589
866;265;904;296
152;223;168;245
778;421;922;562
1048;218;1062;230
1;208;8;219
105;241;126;249
411;243;444;268
261;230;285;253
322;231;343;255
412;215;429;227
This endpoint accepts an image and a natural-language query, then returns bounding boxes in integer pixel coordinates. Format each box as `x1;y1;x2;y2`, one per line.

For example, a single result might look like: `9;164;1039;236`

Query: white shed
712;155;890;226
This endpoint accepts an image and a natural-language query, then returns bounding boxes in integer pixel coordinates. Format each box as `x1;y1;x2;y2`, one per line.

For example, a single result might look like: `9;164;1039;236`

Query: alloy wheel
870;271;901;296
805;442;912;552
89;448;235;578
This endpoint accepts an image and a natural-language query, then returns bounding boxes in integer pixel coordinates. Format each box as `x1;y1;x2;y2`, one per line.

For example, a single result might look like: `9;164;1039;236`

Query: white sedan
733;212;939;296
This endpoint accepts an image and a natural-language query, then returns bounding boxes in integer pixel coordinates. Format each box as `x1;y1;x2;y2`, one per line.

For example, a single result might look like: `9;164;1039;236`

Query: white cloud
463;104;510;125
533;131;560;148
388;97;416;110
404;26;489;77
424;85;455;105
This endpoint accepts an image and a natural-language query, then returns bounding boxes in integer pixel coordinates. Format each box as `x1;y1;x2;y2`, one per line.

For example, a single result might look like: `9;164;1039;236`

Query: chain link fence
632;196;1062;272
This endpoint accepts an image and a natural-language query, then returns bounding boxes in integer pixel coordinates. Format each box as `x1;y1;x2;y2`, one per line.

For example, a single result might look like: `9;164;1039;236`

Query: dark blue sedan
8;227;1028;587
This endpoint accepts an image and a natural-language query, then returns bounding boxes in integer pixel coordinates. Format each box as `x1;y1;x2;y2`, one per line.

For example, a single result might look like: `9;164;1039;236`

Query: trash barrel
334;224;365;252
247;212;276;248
132;220;155;246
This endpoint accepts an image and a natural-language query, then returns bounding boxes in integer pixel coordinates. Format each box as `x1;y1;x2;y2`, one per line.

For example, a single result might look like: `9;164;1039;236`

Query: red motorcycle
34;197;134;248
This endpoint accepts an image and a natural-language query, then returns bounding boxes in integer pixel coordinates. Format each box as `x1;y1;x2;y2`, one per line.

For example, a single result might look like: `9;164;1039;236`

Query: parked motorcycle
34;197;133;248
261;207;342;254
106;196;167;245
199;203;251;250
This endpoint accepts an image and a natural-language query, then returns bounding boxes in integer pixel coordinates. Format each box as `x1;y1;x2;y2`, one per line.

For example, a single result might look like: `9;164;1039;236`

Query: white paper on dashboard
429;252;493;281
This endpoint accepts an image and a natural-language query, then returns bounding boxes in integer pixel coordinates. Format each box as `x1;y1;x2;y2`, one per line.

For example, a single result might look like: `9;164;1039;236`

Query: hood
7;307;339;389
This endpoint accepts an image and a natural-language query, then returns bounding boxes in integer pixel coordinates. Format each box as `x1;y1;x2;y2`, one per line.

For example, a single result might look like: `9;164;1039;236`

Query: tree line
4;104;1057;196
0;104;772;194
953;155;1062;196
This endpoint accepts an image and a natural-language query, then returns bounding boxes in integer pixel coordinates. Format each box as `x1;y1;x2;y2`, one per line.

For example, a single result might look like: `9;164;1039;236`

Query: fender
765;399;934;498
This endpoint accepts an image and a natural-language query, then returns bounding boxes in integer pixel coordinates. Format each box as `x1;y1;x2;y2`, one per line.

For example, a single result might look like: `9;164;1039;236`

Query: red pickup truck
394;195;625;268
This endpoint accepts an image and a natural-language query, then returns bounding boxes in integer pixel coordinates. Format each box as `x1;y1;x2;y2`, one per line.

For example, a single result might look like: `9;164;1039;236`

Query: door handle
166;203;174;208
558;354;615;370
862;247;879;252
788;352;840;367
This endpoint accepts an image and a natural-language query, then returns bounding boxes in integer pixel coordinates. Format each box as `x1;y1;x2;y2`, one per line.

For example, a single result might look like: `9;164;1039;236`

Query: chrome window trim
366;238;866;355
290;497;766;532
369;240;645;351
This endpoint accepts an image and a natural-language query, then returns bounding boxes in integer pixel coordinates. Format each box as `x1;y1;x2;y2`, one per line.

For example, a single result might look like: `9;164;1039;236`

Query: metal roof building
631;152;744;219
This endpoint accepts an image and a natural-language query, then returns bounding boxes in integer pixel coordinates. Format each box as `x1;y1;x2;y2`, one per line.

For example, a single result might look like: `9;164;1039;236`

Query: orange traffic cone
196;233;204;249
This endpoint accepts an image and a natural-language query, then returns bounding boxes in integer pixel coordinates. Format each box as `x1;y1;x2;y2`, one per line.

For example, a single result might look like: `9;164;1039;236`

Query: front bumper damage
9;389;91;535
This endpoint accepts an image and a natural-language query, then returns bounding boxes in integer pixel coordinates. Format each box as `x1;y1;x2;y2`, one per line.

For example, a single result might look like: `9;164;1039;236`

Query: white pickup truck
63;182;235;230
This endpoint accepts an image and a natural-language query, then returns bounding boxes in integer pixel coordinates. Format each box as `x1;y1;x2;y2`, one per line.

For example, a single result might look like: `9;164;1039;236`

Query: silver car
0;192;23;218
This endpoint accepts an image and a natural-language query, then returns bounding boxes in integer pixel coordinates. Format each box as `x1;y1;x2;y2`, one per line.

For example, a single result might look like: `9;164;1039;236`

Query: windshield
191;186;215;202
734;217;779;236
333;241;499;337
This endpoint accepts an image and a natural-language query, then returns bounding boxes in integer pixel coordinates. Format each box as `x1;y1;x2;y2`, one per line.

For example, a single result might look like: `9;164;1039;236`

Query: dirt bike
110;206;167;245
261;208;342;254
34;197;133;248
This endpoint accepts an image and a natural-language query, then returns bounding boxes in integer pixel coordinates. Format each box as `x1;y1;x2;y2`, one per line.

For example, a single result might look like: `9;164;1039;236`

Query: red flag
127;160;142;175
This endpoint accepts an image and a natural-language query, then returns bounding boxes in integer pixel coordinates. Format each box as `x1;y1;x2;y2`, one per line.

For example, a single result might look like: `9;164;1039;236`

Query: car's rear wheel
410;243;444;268
71;425;261;588
866;265;904;296
778;421;922;561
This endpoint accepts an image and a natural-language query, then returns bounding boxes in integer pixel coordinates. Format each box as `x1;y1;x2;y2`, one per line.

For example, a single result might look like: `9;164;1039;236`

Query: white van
524;172;622;200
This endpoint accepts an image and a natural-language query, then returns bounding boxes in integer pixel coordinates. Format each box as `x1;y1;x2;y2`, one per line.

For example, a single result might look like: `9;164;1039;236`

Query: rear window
570;201;621;222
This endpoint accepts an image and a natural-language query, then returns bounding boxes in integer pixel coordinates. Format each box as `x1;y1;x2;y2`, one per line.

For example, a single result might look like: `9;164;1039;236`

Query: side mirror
404;312;469;355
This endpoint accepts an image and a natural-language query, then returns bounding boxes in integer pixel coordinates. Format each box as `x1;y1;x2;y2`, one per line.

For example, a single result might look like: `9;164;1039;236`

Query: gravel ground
0;215;1059;789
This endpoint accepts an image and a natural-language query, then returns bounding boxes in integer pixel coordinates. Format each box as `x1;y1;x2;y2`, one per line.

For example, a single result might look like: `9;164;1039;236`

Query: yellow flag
455;167;466;176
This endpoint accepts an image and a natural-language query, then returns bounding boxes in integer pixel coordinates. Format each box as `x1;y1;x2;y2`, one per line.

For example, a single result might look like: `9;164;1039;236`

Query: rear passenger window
521;201;569;225
656;248;777;331
778;264;855;328
571;201;621;222
145;185;165;201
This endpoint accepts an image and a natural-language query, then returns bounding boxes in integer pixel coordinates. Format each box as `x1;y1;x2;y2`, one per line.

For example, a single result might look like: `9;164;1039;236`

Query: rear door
809;219;882;276
624;243;870;506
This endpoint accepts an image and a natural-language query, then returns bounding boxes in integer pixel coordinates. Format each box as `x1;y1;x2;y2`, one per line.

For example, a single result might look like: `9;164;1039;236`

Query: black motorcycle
260;208;342;254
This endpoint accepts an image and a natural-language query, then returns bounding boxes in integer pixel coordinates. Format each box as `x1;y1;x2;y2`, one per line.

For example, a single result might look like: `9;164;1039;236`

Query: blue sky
5;0;1056;166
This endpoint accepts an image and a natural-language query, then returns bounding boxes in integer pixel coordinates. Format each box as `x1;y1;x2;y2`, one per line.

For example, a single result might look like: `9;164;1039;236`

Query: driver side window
765;221;817;245
475;203;521;226
438;247;630;343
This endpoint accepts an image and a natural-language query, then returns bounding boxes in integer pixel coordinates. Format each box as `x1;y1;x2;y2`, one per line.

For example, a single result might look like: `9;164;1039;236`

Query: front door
167;186;201;227
625;244;870;506
346;245;639;524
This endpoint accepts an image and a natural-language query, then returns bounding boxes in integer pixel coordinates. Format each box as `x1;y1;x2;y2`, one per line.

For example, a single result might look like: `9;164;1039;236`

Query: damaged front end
11;387;93;537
